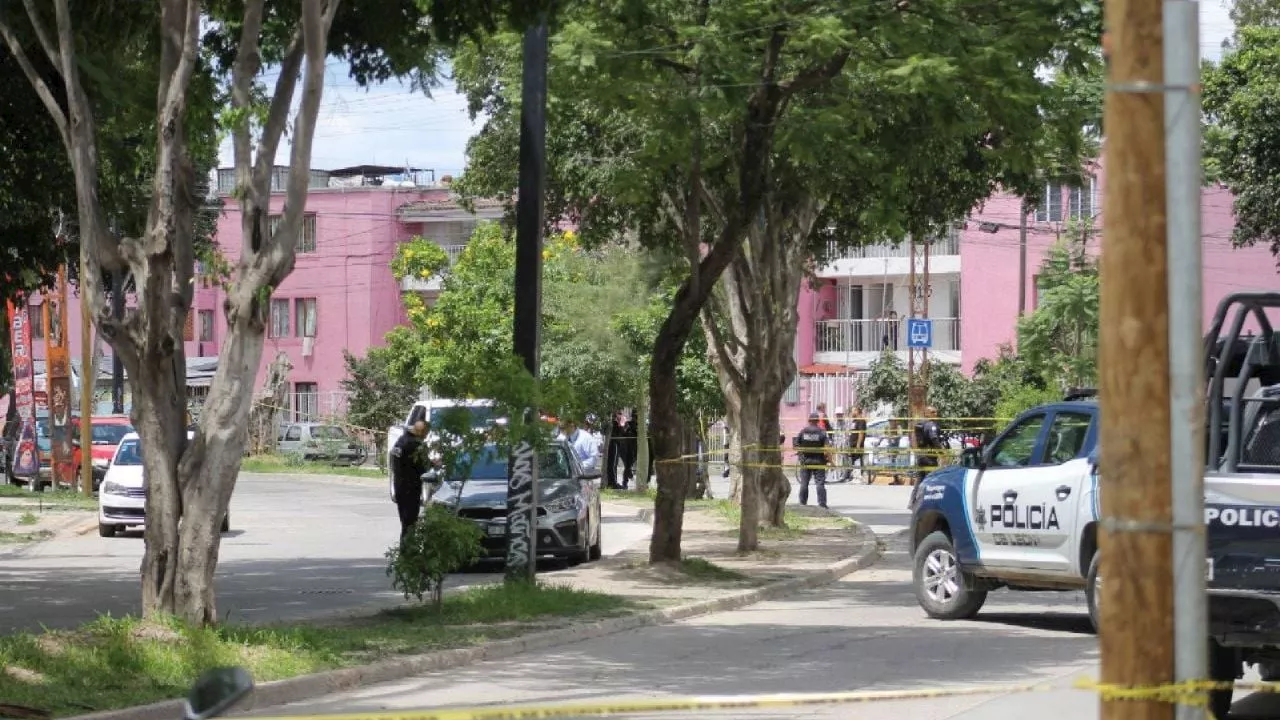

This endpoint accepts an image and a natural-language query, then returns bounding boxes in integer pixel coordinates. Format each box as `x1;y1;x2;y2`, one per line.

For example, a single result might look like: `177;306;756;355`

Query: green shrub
994;383;1060;422
282;452;306;467
385;504;485;608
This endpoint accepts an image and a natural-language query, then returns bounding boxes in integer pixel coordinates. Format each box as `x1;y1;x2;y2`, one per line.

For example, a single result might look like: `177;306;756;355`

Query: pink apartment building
25;165;501;421
786;159;1280;431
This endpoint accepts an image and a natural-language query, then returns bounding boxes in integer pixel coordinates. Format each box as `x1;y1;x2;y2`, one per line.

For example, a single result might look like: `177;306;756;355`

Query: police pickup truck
907;394;1103;631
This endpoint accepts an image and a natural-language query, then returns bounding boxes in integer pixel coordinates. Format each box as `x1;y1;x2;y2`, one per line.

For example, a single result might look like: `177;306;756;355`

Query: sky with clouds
218;5;1238;175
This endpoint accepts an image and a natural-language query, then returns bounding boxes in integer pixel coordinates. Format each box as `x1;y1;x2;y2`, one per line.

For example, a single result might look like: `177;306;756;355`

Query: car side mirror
960;446;985;469
581;471;602;482
184;667;254;720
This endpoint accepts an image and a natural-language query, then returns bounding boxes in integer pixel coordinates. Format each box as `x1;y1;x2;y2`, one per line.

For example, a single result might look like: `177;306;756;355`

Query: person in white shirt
562;419;600;473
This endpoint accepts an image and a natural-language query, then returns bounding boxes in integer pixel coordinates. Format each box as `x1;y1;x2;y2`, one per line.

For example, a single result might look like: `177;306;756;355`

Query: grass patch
0;485;97;510
0;530;53;544
600;486;657;503
18;512;37;526
677;557;747;582
240;454;383;478
0;582;633;717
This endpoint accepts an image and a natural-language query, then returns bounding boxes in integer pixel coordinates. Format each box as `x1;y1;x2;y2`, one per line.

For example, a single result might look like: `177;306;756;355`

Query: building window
293;382;318;421
1035;182;1064;223
295;298;317;337
267;213;318;252
269;298;290;338
198;310;214;342
30;304;44;340
1068;176;1098;220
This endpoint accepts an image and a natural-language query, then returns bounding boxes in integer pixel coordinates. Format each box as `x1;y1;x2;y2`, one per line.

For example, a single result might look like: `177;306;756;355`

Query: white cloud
221;10;1237;174
216;62;480;177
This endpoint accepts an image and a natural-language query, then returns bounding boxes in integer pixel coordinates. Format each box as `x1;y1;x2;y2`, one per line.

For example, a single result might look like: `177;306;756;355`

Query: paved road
0;473;651;634
252;475;1280;719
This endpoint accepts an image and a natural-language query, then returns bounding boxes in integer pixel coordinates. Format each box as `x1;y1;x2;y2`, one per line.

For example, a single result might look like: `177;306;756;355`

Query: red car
67;415;134;489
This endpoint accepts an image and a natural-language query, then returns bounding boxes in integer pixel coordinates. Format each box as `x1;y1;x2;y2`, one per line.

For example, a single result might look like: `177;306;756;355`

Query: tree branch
252;30;304;199
229;0;267;205
0;18;70;153
701;305;747;391
20;0;60;71
243;0;341;294
779;50;852;96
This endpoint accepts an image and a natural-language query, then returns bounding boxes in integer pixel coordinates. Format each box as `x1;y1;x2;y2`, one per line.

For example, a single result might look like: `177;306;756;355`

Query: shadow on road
0;553;598;634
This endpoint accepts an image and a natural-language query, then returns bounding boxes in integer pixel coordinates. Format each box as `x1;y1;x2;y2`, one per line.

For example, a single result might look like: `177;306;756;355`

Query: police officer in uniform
913;406;945;485
793;411;831;508
390;420;430;541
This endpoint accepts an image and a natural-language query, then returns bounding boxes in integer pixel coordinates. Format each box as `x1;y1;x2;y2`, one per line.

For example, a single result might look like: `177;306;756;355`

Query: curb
71;523;880;720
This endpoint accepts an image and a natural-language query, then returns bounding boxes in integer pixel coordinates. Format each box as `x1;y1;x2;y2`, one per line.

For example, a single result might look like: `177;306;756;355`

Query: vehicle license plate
488;523;507;537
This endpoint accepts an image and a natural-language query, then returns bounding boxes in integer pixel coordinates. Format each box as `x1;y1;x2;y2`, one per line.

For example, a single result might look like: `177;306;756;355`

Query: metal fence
814;317;961;354
824;229;961;261
287;391;351;423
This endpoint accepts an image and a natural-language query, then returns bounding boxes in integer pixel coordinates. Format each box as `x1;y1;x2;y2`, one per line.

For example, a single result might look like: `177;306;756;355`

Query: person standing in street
815;403;832;432
390;420;430;541
606;413;625;489
620;414;638;489
849;406;868;483
793;411;831;508
563;419;600;473
913;406;945;485
830;407;850;483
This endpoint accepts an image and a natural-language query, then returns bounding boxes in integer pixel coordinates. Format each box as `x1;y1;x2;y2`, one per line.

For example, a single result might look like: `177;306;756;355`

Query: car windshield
311;425;348;440
92;423;134;445
114;440;142;466
461;444;574;480
426;405;496;430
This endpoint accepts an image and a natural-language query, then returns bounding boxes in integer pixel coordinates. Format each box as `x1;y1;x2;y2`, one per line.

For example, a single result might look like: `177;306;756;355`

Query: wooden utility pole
1098;0;1174;716
79;254;94;496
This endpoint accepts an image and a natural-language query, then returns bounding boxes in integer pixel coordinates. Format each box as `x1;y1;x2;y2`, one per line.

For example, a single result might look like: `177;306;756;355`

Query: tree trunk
171;318;269;624
248;352;292;454
735;397;763;551
757;398;791;527
136;352;190;616
635;395;650;493
682;421;707;500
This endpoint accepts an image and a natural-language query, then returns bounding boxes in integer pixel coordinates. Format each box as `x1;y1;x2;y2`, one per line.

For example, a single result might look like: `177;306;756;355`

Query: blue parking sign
907;318;933;349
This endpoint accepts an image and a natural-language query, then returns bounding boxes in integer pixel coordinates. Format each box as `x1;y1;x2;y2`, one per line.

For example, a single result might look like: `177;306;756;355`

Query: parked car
72;414;134;489
98;431;229;537
276;422;367;465
428;440;603;564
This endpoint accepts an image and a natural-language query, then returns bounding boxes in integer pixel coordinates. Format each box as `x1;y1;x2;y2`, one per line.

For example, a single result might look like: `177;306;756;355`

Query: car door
278;425;302;454
970;411;1051;570
1015;409;1096;574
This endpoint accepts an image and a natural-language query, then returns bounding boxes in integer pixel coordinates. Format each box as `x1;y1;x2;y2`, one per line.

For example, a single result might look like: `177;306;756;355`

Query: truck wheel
1209;640;1239;719
913;531;987;620
1085;551;1101;634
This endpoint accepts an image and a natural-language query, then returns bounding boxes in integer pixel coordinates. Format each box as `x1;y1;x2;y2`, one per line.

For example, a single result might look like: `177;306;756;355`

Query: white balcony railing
815;317;961;354
825;232;961;263
400;244;469;292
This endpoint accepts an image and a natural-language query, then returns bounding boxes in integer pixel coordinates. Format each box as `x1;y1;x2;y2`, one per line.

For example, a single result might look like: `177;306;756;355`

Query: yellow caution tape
246;683;1052;720
241;678;1280;720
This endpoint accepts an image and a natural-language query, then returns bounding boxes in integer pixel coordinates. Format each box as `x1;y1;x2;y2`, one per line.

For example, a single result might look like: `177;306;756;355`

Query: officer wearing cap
793;410;831;508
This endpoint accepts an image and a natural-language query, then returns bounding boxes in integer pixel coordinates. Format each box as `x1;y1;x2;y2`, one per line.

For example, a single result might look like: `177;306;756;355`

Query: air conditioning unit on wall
301;336;314;357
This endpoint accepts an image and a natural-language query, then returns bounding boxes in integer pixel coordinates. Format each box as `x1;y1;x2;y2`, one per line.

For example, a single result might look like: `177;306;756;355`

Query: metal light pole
506;15;549;583
1163;2;1207;718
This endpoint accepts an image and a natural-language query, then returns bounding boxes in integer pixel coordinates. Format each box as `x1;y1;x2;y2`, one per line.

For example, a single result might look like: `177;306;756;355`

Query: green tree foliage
386;505;485;608
1204;26;1280;257
453;0;1102;557
1014;225;1100;391
383;223;676;424
1231;0;1280;30
340;348;421;465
